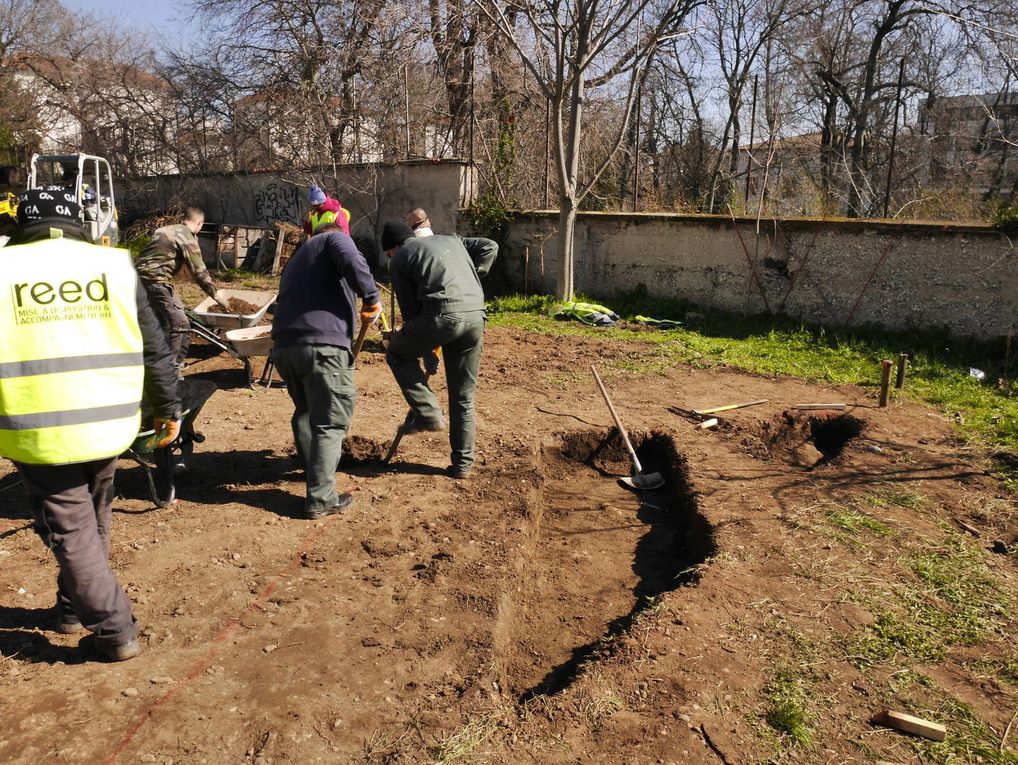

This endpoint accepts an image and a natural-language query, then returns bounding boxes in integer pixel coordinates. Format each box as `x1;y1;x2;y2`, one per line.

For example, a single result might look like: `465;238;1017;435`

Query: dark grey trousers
273;344;357;513
15;458;138;646
386;311;485;471
145;282;190;368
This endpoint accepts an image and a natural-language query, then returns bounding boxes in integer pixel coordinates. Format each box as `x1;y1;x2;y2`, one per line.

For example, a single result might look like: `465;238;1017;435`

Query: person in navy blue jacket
271;223;380;519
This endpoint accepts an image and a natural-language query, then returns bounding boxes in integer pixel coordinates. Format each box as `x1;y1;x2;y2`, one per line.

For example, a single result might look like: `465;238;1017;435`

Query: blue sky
62;0;198;34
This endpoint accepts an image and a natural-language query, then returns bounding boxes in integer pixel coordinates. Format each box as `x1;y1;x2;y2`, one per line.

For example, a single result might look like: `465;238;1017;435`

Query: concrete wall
500;212;1018;340
116;160;475;241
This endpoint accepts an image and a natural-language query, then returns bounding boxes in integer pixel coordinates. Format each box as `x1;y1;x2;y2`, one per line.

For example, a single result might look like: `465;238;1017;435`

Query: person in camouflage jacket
135;206;229;373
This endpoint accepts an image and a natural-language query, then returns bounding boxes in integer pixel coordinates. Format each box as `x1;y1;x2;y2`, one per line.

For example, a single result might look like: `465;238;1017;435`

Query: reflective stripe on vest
310;207;351;234
309;209;337;233
0;238;144;465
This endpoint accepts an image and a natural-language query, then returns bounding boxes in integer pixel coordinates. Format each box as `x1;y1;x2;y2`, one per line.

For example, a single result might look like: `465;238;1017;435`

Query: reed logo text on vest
9;273;113;325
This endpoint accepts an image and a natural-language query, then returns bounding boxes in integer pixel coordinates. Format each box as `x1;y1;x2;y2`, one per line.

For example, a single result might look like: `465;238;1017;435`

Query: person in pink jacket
304;186;351;237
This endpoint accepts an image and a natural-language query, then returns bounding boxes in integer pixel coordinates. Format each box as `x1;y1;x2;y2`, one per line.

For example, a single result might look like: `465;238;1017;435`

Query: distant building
919;92;1018;201
10;52;181;176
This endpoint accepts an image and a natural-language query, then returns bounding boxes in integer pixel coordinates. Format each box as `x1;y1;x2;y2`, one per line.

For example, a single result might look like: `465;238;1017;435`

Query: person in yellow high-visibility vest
0;187;181;662
303;185;351;238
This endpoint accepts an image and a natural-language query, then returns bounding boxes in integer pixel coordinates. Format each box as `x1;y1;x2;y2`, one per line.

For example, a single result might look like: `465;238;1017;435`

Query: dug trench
495;428;714;700
742;411;865;468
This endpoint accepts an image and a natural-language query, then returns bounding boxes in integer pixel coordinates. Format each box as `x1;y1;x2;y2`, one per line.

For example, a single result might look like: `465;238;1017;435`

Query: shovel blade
620;471;665;490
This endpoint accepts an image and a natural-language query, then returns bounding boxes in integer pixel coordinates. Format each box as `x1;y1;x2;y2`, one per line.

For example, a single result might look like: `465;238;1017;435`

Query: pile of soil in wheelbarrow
221;297;261;315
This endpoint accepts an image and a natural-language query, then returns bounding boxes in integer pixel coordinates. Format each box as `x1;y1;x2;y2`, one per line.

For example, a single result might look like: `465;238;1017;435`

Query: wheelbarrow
122;379;218;508
187;289;276;388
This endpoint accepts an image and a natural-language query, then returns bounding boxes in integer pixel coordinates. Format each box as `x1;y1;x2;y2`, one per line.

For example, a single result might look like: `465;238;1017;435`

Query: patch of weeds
906;539;1010;639
604;353;672;376
762;670;814;747
852;610;945;665
487;294;559;315
826;507;893;539
583;689;624;729
431;713;502;764
849;537;1010;666
217;268;279;290
912;697;1017;765
876;674;1017;764
969;655;1018;688
885;668;937;694
862;488;928;511
544;371;581;387
363;723;413;761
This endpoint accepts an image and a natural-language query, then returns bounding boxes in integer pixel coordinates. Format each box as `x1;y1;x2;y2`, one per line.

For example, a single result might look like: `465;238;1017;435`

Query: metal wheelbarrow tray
191;289;276;330
187;290;275;387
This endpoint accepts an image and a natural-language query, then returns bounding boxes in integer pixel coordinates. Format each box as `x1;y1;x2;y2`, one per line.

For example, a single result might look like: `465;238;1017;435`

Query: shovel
590;365;665;490
381;348;442;466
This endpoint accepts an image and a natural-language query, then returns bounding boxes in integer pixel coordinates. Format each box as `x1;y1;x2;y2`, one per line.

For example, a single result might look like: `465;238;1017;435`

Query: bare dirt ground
1;322;1015;765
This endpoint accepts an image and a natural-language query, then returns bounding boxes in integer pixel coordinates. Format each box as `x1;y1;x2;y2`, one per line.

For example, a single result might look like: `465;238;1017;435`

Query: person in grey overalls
380;222;498;479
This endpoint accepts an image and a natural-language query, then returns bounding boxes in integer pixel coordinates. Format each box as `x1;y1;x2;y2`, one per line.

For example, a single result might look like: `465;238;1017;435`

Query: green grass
762;671;814;747
485;293;1018;489
861;488;929;511
878;676;1018;765
849;537;1011;666
919;698;1018;765
826;508;894;537
969;655;1018;688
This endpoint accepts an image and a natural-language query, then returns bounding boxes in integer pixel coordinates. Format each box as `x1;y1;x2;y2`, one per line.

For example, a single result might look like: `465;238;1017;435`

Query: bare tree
700;0;804;212
480;0;702;300
0;0;78;163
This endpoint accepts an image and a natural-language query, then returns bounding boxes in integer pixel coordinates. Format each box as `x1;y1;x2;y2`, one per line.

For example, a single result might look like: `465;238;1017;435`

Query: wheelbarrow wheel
147;447;176;508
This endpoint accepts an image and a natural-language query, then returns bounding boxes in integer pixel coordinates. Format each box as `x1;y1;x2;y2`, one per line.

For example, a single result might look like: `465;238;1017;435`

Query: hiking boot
55;614;84;634
445;465;471;480
100;639;142;662
54;603;83;634
306;492;354;520
82;635;143;662
402;414;446;435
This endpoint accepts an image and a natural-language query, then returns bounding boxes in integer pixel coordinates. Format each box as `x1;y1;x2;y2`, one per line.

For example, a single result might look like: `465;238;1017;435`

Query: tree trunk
555;198;578;301
819;92;837;206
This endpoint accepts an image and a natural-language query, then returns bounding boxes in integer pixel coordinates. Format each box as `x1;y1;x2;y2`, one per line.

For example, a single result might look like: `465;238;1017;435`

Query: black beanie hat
17;186;83;226
381;221;414;251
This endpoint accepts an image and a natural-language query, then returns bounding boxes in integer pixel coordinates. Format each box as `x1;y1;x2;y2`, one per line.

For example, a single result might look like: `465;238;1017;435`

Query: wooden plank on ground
879;710;947;741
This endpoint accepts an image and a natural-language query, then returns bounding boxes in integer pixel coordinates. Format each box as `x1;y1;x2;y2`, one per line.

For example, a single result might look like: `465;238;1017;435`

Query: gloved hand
360;302;382;324
424;348;441;376
213;289;231;311
151;418;181;449
381;330;392;350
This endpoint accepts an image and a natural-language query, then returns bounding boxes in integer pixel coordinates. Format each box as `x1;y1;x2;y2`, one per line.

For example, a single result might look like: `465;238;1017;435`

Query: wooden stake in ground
895;353;908;389
879;360;893;407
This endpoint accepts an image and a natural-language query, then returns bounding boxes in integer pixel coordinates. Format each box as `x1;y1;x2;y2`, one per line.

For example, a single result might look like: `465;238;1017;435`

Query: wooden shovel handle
590;365;643;473
352;319;372;361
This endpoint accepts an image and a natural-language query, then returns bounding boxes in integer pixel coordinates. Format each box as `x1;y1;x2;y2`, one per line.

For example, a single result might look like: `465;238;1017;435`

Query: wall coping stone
504;209;1003;237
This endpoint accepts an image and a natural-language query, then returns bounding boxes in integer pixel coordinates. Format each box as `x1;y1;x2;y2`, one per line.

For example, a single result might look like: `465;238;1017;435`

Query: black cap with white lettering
17;186;83;226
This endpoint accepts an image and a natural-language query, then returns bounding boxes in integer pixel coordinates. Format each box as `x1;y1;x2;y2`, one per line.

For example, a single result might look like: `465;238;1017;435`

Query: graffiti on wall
253;183;299;226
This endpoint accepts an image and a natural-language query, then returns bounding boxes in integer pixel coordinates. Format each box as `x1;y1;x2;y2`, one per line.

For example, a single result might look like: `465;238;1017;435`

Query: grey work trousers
386;311;485;472
273;344;357;513
144;282;190;369
15;457;138;646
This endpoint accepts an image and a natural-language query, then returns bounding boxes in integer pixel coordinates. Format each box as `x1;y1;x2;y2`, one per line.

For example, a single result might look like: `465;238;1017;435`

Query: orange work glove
424;348;441;376
360;302;382;324
151;418;181;449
